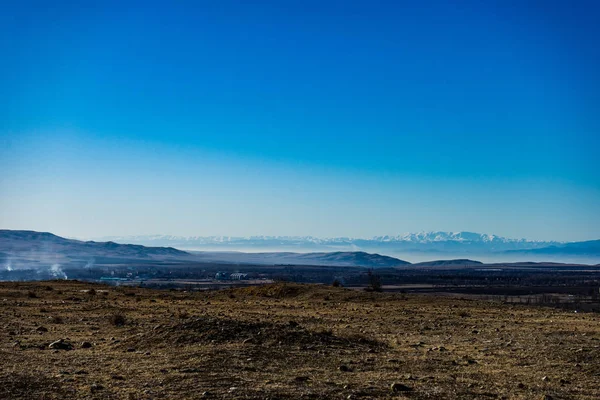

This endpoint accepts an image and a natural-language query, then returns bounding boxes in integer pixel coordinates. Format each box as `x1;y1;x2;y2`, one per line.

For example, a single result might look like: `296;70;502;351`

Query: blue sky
1;0;599;241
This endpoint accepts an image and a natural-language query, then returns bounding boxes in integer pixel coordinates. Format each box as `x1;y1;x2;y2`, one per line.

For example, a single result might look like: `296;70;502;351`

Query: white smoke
85;258;95;269
4;261;13;271
50;263;68;280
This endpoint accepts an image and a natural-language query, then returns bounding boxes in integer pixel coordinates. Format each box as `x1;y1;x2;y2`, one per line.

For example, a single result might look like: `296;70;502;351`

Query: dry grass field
1;281;598;399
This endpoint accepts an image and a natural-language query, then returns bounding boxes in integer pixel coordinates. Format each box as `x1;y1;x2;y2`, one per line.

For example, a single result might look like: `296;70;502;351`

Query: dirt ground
1;281;598;399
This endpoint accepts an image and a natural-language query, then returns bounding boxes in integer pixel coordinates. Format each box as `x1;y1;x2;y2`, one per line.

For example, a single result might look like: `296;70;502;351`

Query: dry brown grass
1;281;598;399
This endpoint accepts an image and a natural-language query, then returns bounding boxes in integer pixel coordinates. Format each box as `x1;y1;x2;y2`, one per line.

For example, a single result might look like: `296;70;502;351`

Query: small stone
542;376;548;381
36;326;48;333
339;365;353;372
48;339;73;350
90;383;104;393
517;383;525;389
126;348;136;352
81;341;92;348
390;382;412;392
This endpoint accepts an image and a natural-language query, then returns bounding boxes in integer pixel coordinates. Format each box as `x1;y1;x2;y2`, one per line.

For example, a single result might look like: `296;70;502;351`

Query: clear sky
1;0;599;241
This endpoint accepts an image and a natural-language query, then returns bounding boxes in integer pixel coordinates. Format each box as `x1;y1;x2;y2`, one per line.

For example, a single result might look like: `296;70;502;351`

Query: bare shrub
365;270;382;292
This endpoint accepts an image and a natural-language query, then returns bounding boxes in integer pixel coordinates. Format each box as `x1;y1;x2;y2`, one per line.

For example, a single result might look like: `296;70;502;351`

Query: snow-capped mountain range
92;231;559;252
87;232;600;263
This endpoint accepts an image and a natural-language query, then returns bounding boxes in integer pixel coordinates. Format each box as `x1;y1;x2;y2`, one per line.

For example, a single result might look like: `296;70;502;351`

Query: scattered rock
390;382;412;392
126;347;136;352
36;326;48;333
112;375;125;380
542;376;549;382
90;383;104;393
81;341;93;348
339;365;353;372
48;339;73;350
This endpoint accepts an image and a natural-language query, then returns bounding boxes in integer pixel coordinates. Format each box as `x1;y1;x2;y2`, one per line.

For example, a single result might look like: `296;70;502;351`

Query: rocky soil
1;281;598;399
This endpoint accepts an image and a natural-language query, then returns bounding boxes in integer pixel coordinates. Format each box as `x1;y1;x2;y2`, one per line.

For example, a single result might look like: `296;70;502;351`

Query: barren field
1;281;598;399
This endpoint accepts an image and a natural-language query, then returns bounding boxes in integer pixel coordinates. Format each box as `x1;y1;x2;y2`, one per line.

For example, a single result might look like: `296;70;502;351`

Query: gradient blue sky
1;0;599;241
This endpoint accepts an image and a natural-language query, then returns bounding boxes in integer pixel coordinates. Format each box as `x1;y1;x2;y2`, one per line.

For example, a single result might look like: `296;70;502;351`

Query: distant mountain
92;232;600;262
0;230;189;267
96;231;560;253
506;240;600;256
190;251;409;268
0;230;407;269
413;259;483;267
288;251;409;267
